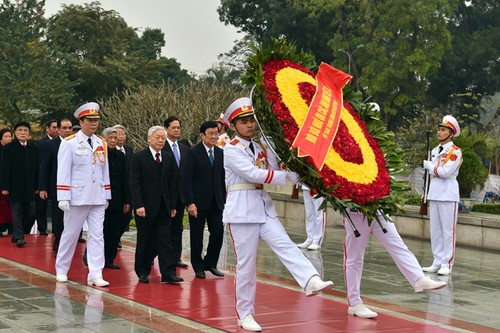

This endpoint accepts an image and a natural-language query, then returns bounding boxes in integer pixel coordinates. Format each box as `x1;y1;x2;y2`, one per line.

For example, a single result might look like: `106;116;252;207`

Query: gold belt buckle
255;184;263;190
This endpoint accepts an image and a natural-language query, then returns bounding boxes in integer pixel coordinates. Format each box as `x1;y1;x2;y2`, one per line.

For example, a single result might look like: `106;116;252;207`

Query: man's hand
123;203;130;213
170;209;177;218
1;190;9;196
39;190;48;200
136;207;146;217
58;201;70;212
187;203;198;218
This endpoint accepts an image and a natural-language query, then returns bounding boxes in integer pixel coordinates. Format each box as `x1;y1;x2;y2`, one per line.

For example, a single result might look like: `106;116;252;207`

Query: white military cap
224;97;254;124
439;115;460;137
217;113;230;128
74;102;100;120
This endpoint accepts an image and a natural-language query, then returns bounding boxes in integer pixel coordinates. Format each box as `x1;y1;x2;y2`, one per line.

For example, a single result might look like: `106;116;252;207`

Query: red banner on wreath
291;62;352;170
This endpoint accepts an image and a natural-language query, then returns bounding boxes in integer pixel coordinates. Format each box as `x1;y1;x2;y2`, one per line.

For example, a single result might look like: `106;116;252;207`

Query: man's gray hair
148;126;166;137
102;127;118;137
113;124;126;132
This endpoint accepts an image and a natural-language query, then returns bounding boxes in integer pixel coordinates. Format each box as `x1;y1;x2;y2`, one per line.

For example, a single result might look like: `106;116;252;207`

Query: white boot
348;303;378;319
237;314;262;332
307;243;320;251
88;278;109;287
305;275;334;296
414;275;447;292
422;265;440;273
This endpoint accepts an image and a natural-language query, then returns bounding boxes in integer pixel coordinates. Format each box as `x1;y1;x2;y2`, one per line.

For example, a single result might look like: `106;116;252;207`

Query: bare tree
100;82;244;149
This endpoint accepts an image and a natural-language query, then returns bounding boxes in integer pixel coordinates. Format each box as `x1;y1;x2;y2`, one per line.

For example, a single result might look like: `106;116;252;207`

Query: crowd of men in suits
0;102;228;287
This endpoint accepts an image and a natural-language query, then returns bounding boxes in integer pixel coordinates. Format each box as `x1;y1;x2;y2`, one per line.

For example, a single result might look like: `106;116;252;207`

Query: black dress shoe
206;267;225;277
16;239;25;248
138;275;150;283
78;238;86;243
83;251;88;266
39;231;48;236
105;263;121;269
176;261;188;268
195;271;206;279
161;275;184;284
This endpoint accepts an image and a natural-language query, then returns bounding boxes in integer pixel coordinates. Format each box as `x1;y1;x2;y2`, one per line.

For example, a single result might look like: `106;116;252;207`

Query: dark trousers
171;198;185;262
189;200;223;273
104;210;121;264
9;201;34;241
51;199;64;251
119;210;132;238
34;196;48;232
134;203;175;278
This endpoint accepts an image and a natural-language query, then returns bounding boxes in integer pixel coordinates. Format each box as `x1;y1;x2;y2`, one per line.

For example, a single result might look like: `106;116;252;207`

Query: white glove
286;171;300;185
423;160;434;171
58;200;70;212
105;200;109;209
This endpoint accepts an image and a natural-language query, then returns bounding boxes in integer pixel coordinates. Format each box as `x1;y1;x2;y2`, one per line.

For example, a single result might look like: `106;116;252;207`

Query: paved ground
0;217;498;332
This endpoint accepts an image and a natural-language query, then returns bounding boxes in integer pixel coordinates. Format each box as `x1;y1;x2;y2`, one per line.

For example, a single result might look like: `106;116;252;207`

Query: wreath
243;38;407;222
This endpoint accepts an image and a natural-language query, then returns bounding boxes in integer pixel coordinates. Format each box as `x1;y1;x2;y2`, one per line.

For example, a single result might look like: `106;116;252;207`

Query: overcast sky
44;0;244;76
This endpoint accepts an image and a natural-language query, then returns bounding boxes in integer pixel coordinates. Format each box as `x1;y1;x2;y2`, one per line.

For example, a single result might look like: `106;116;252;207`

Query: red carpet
0;235;458;332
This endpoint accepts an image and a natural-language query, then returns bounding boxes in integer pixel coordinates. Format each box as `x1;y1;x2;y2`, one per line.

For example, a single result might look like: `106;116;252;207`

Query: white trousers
56;205;105;282
429;201;458;269
303;188;326;245
343;213;423;306
229;216;319;320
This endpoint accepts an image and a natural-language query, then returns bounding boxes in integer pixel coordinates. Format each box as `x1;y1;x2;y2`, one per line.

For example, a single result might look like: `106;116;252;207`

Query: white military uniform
302;185;326;246
56;130;111;282
343;211;425;307
424;140;462;269
224;135;320;320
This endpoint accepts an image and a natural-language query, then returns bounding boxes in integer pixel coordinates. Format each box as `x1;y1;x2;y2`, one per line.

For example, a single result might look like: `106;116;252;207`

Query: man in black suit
181;121;226;279
35;119;59;235
114;124;134;247
38;118;73;251
101;127;130;269
0;121;39;247
130;126;183;284
163;116;189;268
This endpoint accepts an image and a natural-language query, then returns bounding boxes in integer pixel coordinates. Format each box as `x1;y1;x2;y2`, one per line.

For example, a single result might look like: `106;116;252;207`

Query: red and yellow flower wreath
262;59;390;205
243;38;407;219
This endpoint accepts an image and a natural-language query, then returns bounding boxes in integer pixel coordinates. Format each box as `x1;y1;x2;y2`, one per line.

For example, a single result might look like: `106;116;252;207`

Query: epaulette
230;139;239;145
452;144;460;150
65;134;76;141
97;135;106;142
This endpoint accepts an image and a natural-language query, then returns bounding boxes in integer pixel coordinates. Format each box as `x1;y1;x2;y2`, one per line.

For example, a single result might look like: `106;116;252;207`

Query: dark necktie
155;152;161;164
87;137;93;149
249;141;255;154
438;146;443;154
209;149;214;166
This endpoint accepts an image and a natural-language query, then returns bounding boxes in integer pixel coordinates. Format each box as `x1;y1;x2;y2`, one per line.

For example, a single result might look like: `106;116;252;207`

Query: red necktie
155;152;161;164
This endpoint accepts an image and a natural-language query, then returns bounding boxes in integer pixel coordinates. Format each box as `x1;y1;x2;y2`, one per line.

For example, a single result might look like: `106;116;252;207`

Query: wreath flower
243;38;407;221
262;59;390;205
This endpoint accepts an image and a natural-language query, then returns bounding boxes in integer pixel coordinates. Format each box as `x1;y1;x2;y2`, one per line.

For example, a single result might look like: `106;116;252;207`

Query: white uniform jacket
223;136;287;223
217;133;230;148
56;131;111;205
426;141;462;202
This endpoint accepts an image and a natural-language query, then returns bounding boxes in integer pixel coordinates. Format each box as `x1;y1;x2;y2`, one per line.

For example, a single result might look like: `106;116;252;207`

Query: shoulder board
97;135;106;142
230;139;239;145
65;134;76;141
452;144;460;150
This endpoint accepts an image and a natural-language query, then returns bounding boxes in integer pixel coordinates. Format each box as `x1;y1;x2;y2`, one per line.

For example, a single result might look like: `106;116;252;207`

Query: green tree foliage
458;147;488;197
426;0;500;123
0;0;74;127
218;0;463;130
45;1;192;104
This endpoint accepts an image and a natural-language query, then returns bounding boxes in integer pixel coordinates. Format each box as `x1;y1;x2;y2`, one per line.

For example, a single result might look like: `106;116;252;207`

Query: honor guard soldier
216;113;230;148
55;102;111;287
422;115;462;276
223;97;334;332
